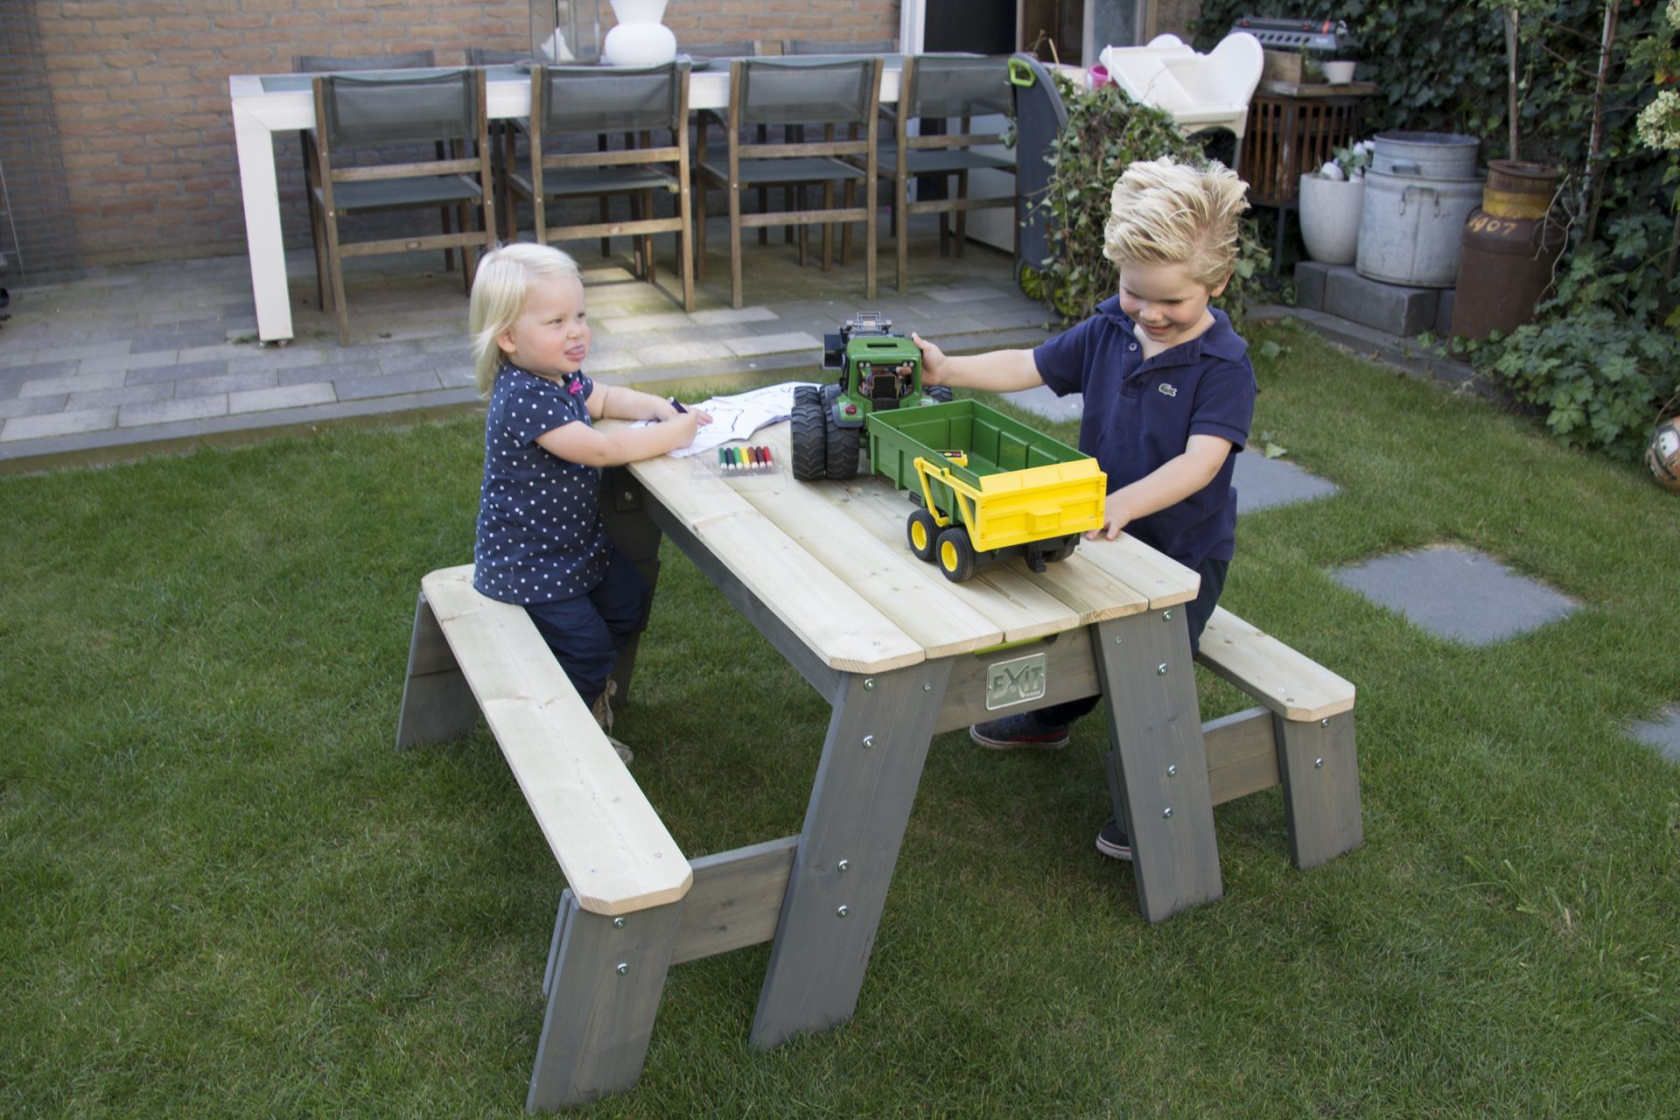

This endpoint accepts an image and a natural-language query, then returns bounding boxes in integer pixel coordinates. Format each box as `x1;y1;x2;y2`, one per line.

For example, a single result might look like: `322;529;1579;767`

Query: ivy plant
1023;74;1270;328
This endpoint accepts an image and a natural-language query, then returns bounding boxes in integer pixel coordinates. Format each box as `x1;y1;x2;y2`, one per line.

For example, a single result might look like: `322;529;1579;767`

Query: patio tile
690;307;779;326
723;331;820;358
227;382;337;415
119;395;230;428
78;349;183;375
178;341;262;364
20;371;127;397
1629;707;1680;763
28;340;134;363
126;359;232;386
1331;544;1576;645
174;370;278;398
1002;385;1084;425
924;285;1018;304
129;325;234;354
436;366;477;389
334;371;444;400
1;407;118;442
67;383;176;410
597;311;695;333
583;349;642;373
634;341;734;365
0;360;79;385
1233;454;1341;514
0;395;69;421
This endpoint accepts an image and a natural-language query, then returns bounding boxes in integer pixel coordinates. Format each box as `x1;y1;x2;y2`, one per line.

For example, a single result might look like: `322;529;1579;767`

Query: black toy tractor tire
825;413;861;479
906;508;940;562
790;385;827;481
1041;535;1080;563
935;526;976;583
926;384;953;404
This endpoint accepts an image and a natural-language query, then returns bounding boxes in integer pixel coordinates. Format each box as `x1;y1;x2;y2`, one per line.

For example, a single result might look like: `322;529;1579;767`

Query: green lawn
3;319;1678;1118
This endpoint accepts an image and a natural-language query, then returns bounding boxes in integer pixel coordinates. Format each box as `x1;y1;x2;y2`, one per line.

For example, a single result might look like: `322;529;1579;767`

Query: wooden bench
1193;605;1362;869
394;564;693;1110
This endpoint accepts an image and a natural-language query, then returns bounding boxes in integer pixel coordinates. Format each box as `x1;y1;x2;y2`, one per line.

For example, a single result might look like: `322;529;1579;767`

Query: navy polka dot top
473;362;610;604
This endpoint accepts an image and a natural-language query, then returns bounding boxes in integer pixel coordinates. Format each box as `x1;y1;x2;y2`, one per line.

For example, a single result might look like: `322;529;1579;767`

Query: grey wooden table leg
749;660;953;1049
527;892;684;1112
600;469;664;706
1094;610;1223;922
395;591;478;749
1275;710;1362;869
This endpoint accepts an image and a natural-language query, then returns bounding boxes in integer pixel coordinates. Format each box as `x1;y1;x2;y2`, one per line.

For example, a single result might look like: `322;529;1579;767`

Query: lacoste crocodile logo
1158;383;1178;398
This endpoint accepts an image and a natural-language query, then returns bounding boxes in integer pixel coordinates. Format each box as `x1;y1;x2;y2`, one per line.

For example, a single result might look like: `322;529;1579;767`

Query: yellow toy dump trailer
866;399;1106;582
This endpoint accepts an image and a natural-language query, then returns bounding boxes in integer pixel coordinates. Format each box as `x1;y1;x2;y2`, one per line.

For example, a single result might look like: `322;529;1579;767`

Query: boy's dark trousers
523;547;650;709
1034;555;1227;726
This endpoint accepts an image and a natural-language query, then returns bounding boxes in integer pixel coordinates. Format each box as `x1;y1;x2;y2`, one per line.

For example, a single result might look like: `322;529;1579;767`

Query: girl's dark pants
1034;555;1227;727
523;547;650;710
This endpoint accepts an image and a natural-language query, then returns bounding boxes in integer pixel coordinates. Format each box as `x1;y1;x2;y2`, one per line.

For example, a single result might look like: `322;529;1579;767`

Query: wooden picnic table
604;417;1224;1045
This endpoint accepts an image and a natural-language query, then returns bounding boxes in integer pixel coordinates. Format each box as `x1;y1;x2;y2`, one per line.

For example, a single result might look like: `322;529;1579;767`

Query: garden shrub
1026;74;1271;328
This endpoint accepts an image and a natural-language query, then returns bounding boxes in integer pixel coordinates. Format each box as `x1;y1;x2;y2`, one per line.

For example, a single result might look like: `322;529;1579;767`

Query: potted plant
1297;139;1372;265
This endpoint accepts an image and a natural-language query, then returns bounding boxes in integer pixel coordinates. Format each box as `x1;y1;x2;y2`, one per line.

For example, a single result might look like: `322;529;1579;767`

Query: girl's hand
911;332;948;383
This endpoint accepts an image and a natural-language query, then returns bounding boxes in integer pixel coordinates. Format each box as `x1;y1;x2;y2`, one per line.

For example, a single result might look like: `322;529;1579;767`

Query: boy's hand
911;332;948;383
1086;504;1132;541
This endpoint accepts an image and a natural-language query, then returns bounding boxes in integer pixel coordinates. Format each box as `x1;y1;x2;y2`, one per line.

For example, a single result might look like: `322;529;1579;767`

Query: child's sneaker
607;736;634;766
590;681;632;764
968;712;1070;750
1094;817;1132;861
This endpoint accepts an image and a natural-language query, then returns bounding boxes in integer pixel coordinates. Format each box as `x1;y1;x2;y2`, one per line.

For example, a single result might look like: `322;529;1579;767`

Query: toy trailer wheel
825;412;861;479
790;385;827;481
906;509;939;562
925;385;953;404
935;526;976;583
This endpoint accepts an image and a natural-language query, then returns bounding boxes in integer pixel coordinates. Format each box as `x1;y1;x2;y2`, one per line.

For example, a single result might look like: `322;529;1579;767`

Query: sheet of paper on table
636;381;819;458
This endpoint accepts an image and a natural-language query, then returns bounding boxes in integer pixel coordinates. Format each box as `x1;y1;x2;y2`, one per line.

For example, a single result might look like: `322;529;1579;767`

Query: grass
3;318;1678;1118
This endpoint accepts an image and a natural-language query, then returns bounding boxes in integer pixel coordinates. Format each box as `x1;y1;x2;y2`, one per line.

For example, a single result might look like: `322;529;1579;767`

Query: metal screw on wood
1162;807;1173;819
1157;663;1168;675
615;962;629;976
862;734;875;750
836;905;849;918
837;859;850;872
1163;610;1173;621
923;682;932;691
864;678;875;690
1167;765;1177;777
613;917;626;929
1321;718;1330;728
1315;757;1324;768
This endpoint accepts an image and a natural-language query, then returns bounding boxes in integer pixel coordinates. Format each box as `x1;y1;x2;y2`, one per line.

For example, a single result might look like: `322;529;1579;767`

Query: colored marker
762;446;773;470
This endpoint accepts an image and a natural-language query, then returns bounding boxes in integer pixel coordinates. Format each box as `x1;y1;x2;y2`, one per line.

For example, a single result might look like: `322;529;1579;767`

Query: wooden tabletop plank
1077;531;1201;609
627;440;926;674
729;463;1008;660
421;566;693;916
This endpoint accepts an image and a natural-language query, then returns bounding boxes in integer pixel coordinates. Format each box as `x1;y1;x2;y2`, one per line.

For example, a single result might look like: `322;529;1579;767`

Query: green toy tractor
789;312;951;481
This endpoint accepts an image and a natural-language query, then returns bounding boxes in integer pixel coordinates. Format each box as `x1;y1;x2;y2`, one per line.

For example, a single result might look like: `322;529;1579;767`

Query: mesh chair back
909;55;1013;121
323;70;478;148
737;58;875;127
466;46;529;66
538;63;682;135
294;50;435;72
782;38;896;55
685;40;756;59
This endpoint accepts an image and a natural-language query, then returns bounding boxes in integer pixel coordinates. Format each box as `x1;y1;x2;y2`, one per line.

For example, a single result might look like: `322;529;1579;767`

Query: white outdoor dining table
227;60;906;344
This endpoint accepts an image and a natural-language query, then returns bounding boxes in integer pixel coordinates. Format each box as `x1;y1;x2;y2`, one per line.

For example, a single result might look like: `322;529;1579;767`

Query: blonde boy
912;157;1257;861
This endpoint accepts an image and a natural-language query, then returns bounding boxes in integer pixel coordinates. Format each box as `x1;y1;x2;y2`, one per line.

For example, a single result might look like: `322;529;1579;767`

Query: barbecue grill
1231;16;1359;55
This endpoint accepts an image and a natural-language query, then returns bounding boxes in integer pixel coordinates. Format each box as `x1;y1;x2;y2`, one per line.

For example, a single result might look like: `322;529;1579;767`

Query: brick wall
28;0;902;268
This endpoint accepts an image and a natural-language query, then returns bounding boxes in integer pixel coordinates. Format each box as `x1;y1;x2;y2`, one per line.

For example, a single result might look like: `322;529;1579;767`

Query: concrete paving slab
125;359;231;386
1234;453;1340;514
1628;707;1680;763
1002;385;1083;424
1331;544;1576;645
20;370;127;397
119;395;230;428
173;371;276;399
724;331;820;358
334;371;444;401
2;407;120;442
0;396;70;421
228;383;337;415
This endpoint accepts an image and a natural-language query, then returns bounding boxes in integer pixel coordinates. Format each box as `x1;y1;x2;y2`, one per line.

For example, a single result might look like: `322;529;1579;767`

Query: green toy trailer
790;315;1106;582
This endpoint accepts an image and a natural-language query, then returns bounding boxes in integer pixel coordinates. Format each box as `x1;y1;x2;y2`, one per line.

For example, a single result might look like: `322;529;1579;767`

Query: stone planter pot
1298;174;1364;265
604;0;676;66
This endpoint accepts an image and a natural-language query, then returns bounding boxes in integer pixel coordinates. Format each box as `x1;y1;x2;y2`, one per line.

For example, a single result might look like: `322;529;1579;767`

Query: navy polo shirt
473;363;611;605
1034;299;1257;570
